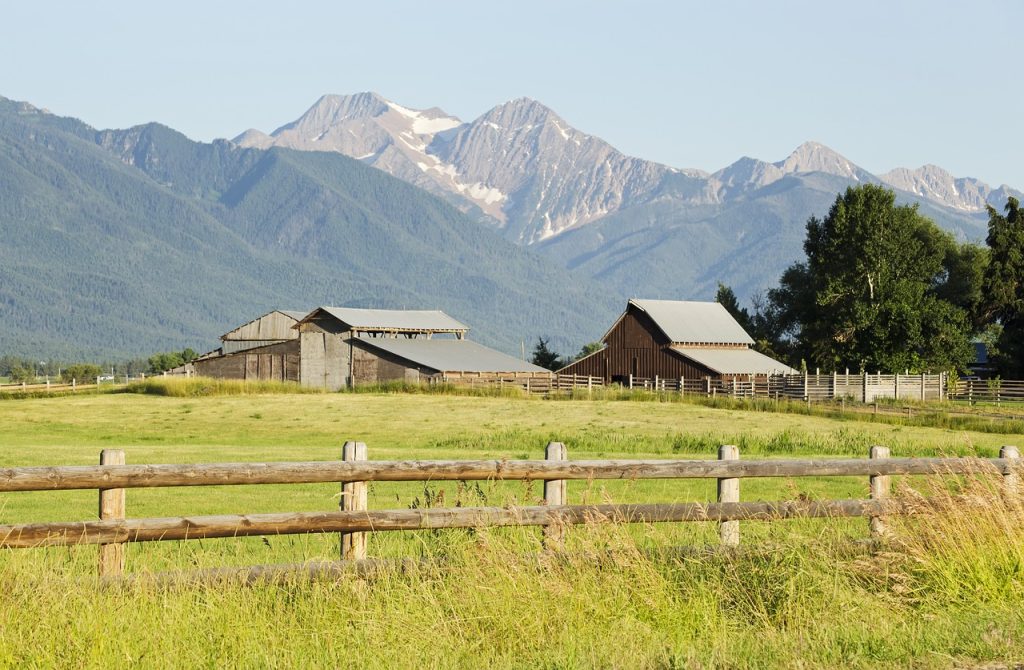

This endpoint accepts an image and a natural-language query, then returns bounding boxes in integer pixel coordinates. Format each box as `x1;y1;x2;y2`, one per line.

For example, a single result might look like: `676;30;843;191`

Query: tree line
716;184;1022;376
0;349;199;383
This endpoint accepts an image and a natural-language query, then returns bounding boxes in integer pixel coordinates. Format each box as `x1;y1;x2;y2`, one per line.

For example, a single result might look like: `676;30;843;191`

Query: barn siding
298;315;352;391
193;341;299;383
351;342;433;385
223;311;302;342
561;307;716;383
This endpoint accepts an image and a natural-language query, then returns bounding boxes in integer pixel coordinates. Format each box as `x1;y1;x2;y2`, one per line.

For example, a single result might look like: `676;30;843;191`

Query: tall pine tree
983;197;1024;376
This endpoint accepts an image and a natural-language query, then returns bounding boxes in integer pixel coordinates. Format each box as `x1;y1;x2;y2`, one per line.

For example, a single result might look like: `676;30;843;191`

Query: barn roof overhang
354;338;549;374
669;347;798;375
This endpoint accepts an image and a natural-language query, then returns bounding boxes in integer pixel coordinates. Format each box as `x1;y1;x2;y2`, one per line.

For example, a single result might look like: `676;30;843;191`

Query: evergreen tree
530;337;564;371
983;197;1024;376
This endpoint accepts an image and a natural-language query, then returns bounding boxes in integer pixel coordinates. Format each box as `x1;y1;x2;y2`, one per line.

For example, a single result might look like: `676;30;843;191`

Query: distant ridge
236;93;1021;249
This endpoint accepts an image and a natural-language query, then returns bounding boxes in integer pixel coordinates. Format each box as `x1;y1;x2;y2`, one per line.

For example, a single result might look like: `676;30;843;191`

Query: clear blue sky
3;1;1021;187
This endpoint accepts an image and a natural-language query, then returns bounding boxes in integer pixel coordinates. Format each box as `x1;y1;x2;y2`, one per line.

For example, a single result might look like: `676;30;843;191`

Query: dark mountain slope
0;98;618;358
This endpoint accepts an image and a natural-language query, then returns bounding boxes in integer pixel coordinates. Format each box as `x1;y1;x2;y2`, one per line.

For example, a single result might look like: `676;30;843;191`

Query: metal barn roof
311;307;469;333
630;299;755;345
671;347;797;375
357;338;548;373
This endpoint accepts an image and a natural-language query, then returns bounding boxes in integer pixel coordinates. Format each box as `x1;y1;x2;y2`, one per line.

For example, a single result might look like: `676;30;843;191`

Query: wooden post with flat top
543;442;568;549
98;449;126;577
1001;446;1020;498
718;445;740;546
340;441;368;560
869;446;891;539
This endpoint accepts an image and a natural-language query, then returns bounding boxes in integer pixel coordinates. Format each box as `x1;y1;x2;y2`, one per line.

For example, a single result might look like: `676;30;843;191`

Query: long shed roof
305;307;469;333
628;299;754;345
671;347;797;375
357;338;548;374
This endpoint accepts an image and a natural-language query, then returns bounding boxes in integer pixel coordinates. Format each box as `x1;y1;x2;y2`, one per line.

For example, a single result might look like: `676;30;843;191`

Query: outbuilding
192;309;307;382
294;306;550;390
559;299;796;383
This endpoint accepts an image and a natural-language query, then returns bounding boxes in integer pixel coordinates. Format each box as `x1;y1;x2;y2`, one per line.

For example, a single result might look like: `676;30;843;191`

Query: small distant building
559;299;796;383
967;341;995;378
192;309;307;382
294;306;551;390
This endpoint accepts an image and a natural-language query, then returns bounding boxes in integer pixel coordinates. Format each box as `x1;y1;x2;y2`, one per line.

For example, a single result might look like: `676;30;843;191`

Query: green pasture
0;386;1022;667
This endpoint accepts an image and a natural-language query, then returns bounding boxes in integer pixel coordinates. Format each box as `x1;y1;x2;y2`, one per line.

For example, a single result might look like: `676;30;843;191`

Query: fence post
718;445;740;547
679;377;685;396
705;376;711;397
861;371;867;403
628;374;633;390
340;441;368;561
98;449;126;577
543;442;568;548
1001;446;1020;497
803;373;809;402
920;373;926;402
894;373;900;399
869;446;891;539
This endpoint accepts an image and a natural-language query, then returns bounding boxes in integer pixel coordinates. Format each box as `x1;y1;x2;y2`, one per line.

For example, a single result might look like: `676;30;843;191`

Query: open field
1;386;1023;667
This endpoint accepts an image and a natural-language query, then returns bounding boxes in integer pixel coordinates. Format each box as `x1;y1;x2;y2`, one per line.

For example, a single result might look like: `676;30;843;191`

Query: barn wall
298;315;351;391
194;341;299;383
223;311;301;341
560;307;716;382
351;343;429;385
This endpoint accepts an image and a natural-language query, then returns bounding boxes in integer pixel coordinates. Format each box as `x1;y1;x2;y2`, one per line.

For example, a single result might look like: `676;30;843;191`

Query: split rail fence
0;443;1020;579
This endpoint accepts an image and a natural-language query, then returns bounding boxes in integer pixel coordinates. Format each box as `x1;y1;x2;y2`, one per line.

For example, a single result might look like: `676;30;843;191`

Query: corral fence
0;379;100;394
0;375;149;395
950;378;1024;404
626;372;947;402
0;443;1019;580
435;373;604;395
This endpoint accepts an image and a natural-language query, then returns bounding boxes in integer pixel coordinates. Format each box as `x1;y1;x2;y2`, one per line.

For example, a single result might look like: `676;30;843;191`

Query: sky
2;1;1022;187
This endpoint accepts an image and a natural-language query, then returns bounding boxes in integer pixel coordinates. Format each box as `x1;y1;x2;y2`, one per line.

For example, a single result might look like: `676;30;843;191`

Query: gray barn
193;309;307;382
295;306;549;390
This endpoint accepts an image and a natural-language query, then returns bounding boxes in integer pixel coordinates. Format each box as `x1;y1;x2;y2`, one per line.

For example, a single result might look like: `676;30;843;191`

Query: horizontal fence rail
0;457;1017;492
0;443;1019;580
0;500;903;549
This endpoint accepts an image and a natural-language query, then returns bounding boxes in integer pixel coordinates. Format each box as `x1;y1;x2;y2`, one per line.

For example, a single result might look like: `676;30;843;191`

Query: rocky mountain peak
775;141;864;179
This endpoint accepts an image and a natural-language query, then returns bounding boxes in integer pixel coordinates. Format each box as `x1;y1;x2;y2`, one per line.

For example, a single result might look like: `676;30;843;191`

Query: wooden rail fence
0;443;1020;578
627;372;947;403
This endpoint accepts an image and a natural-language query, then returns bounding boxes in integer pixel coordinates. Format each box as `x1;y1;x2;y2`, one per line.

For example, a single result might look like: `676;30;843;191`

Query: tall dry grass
1;472;1023;667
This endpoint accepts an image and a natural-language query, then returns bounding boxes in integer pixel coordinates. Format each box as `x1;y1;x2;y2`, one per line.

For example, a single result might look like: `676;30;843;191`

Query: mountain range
236;92;1020;300
1;92;1019;360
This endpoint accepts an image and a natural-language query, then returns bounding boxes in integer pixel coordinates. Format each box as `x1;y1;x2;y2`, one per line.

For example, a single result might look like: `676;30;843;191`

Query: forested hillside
0;97;618;359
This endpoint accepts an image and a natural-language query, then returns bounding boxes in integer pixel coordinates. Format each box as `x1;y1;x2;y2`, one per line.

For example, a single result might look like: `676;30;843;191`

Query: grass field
1;384;1023;667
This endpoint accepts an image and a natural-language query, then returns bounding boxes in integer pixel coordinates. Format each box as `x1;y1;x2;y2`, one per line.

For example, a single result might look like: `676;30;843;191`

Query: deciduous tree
767;184;973;372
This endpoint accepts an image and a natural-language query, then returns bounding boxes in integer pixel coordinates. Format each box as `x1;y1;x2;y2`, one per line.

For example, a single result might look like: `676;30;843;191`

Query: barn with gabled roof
559;299;796;383
192;309;308;381
294;306;549;390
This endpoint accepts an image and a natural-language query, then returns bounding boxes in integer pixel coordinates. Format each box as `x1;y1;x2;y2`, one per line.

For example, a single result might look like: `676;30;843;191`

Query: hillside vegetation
0;97;617;359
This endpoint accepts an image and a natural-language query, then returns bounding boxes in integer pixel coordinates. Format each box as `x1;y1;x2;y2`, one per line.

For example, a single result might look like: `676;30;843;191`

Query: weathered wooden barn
295;307;550;390
559;299;796;383
192;309;307;382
